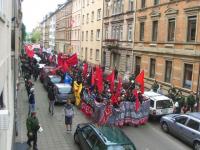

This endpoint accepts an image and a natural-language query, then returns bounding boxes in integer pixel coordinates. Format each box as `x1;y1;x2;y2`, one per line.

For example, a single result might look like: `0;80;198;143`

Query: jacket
26;116;39;132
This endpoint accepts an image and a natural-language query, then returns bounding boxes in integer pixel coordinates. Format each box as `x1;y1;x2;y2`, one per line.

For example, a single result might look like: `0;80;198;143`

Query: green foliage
21;23;26;42
31;30;41;43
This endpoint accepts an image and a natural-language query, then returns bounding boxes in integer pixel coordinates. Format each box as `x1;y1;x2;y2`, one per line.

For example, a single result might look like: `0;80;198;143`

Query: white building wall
0;0;14;150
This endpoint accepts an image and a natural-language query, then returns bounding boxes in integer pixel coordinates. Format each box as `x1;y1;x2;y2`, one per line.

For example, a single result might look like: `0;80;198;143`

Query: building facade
55;0;72;53
0;0;22;149
71;0;81;56
133;0;200;95
102;0;135;74
80;0;103;65
49;14;56;50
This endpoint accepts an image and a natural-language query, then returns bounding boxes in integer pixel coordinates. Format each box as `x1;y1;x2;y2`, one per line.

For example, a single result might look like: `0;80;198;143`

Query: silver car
160;113;200;150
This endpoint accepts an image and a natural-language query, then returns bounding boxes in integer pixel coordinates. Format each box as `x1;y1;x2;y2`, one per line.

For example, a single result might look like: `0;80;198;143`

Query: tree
21;23;26;42
31;30;41;43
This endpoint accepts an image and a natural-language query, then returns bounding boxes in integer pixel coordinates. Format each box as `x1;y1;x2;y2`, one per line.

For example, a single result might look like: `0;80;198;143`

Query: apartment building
49;14;56;50
71;0;81;56
0;0;22;149
55;0;72;53
133;0;200;95
80;0;103;65
102;0;135;74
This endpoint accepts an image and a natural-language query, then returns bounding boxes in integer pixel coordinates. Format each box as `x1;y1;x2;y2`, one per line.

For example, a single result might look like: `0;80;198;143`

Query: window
96;49;100;60
119;25;123;41
150;58;156;78
85;48;88;60
168;18;175;41
154;0;159;5
86;31;88;41
152;20;158;42
0;91;4;109
175;116;188;125
97;9;101;20
141;0;145;9
165;61;172;83
125;55;131;72
129;0;134;11
103;52;106;66
183;64;193;89
82;15;84;25
90;49;93;60
187;119;200;131
105;26;109;39
127;24;132;41
140;22;145;41
96;29;100;40
91;30;93;41
82;31;84;41
82;126;93;138
105;3;109;17
91;11;94;22
86;13;89;24
135;56;141;76
187;16;197;42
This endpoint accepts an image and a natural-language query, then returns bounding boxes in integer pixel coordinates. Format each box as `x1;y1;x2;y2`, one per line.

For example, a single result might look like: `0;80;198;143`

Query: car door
79;126;93;150
86;131;99;150
183;119;200;145
171;116;188;138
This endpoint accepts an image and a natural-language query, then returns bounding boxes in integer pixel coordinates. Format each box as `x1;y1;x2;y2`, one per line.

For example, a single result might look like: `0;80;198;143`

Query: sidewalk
14;79;89;150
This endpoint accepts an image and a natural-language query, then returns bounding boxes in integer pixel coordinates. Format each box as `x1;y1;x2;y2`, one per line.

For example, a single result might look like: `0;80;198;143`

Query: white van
143;91;174;118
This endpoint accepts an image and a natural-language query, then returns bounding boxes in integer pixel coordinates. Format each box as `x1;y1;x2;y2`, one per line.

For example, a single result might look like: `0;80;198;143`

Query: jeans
28;104;35;116
49;101;55;115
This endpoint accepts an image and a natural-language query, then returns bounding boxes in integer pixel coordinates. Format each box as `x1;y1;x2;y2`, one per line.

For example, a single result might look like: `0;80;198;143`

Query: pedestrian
64;99;74;132
28;87;36;116
114;66;118;80
48;87;55;116
174;101;180;114
26;112;40;150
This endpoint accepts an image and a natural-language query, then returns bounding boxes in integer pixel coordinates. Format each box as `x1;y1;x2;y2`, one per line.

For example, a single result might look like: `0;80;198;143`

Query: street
14;79;192;150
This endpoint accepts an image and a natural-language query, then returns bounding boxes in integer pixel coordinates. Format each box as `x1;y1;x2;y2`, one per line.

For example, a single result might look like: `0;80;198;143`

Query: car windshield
156;100;173;109
58;86;71;94
108;145;135;150
50;77;61;83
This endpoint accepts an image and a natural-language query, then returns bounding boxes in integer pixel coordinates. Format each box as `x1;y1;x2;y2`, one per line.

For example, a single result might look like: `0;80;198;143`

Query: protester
28;87;36;116
26;112;40;150
64;99;74;132
48;86;55;116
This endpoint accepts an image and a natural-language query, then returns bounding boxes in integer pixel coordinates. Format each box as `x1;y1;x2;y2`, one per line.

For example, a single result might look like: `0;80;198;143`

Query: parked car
39;66;55;82
53;83;74;104
143;91;174;118
43;75;61;90
160;113;200;150
74;123;136;150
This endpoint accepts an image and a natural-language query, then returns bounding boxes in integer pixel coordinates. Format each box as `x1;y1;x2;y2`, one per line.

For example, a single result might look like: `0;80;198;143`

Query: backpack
65;105;74;117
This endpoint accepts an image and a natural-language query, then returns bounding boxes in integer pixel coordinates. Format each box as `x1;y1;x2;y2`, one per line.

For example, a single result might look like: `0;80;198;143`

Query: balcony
103;39;119;50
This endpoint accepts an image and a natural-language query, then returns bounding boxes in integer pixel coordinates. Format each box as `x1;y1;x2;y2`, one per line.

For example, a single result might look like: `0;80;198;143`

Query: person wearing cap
28;87;36;116
26;112;40;150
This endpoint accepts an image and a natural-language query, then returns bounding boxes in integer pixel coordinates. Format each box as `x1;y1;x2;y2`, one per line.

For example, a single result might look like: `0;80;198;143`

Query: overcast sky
22;0;67;32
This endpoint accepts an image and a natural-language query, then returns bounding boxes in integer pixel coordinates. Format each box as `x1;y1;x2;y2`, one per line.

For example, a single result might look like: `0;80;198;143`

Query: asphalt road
122;120;191;150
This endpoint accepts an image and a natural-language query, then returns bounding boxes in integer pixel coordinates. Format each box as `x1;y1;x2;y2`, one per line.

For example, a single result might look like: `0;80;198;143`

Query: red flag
83;63;88;77
66;53;78;66
135;70;144;94
25;45;34;58
91;69;95;86
133;89;140;112
62;61;69;73
95;67;103;93
106;70;115;92
58;53;64;66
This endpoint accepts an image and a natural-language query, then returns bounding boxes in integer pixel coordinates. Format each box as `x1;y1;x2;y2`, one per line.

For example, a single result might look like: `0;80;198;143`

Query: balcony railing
103;39;119;50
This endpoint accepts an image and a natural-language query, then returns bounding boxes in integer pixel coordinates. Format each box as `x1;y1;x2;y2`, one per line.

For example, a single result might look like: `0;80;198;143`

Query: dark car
43;75;61;90
74;123;136;150
160;113;200;150
39;66;55;82
53;83;75;104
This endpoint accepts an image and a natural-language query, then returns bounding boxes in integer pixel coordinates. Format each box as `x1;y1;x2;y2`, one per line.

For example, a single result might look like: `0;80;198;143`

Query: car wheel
193;141;200;150
74;132;79;144
161;122;169;133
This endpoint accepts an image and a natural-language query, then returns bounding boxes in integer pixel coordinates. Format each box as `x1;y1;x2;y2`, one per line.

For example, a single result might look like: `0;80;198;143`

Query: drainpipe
196;62;200;111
